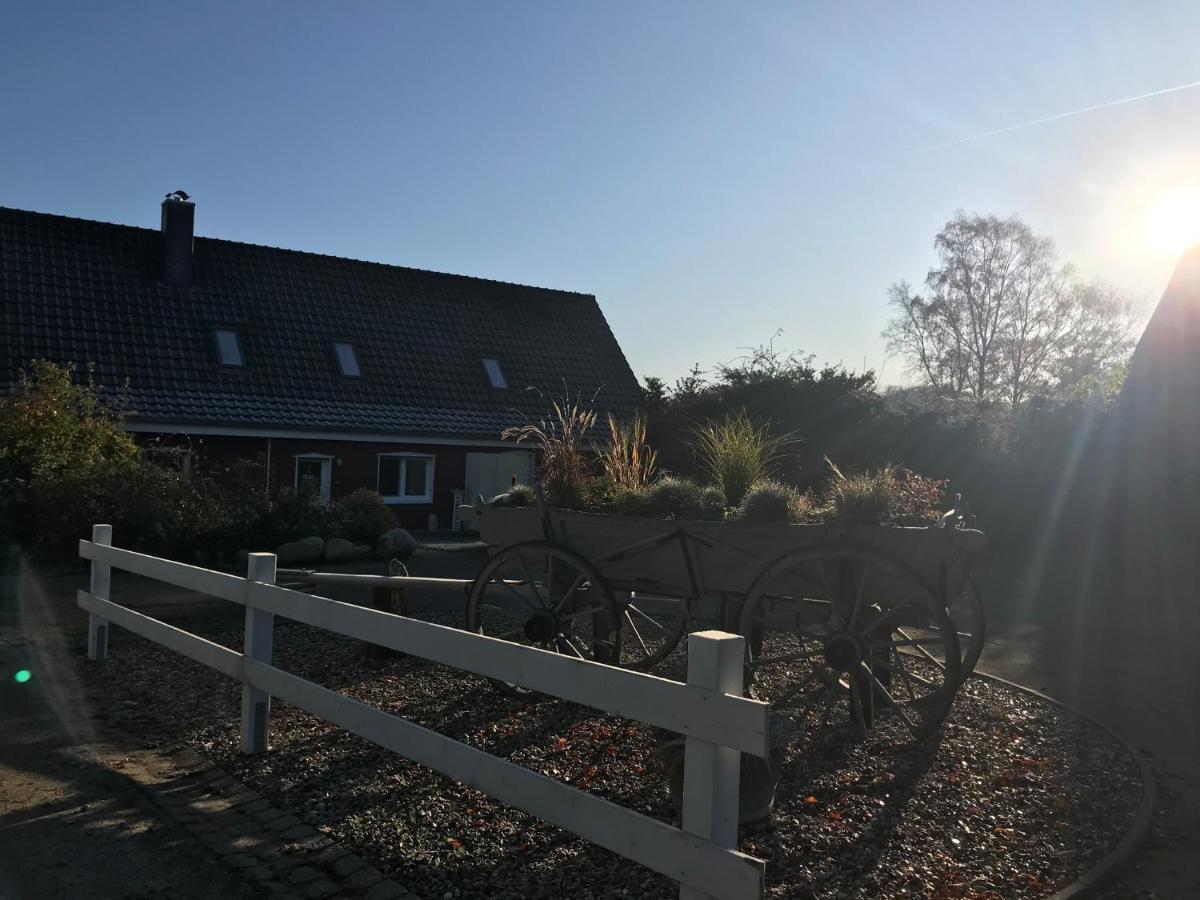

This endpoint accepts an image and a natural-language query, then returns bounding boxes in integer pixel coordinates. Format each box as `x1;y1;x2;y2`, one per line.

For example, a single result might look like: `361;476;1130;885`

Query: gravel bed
84;615;1142;899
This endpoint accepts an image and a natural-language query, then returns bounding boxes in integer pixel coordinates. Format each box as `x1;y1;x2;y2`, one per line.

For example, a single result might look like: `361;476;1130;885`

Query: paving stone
286;865;323;885
312;846;347;867
225;821;263;837
241;798;274;814
344;867;383;890
279;825;316;841
365;880;407;900
246;866;275;882
333;854;367;878
230;833;276;853
226;853;259;869
184;821;218;834
305;879;341;898
265;814;303;831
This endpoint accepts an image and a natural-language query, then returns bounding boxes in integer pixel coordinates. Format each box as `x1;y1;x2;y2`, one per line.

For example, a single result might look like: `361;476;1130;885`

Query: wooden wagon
459;502;986;741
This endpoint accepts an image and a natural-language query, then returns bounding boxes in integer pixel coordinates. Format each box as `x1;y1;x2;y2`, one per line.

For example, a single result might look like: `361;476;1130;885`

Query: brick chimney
161;190;195;286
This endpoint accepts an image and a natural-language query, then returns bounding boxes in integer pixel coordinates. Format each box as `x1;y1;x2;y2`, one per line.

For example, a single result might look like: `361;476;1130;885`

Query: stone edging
971;670;1158;900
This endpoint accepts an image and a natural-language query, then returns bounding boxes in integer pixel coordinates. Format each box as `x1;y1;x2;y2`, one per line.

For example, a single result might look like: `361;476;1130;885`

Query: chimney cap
165;189;191;202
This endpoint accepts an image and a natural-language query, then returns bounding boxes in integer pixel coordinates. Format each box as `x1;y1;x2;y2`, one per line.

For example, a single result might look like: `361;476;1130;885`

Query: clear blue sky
4;1;1199;385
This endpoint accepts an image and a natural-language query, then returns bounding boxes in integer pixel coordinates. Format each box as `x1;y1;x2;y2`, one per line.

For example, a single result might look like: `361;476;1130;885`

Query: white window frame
482;357;507;389
333;341;361;377
294;453;334;506
377;453;435;504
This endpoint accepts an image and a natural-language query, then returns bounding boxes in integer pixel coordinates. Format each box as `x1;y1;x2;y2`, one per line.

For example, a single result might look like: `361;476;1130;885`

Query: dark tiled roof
0;206;642;437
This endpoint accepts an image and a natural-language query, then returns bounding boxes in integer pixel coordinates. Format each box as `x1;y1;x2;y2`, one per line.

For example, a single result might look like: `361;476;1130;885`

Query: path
0;545;259;899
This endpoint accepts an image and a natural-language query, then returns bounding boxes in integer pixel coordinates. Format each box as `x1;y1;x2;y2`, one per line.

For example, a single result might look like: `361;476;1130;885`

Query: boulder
276;541;304;565
353;544;372;559
324;537;357;564
277;536;326;566
298;535;326;562
376;527;418;560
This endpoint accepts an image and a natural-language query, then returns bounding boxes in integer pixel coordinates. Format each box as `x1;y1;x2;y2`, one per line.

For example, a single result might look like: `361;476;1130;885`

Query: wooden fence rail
78;527;768;899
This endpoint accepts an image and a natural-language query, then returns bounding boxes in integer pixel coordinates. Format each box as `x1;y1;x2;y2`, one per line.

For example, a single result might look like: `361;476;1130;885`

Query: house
0;193;642;528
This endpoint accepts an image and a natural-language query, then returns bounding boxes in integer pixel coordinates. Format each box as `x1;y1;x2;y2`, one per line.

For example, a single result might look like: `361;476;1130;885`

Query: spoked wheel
739;545;961;742
466;541;622;695
617;591;689;670
948;574;986;683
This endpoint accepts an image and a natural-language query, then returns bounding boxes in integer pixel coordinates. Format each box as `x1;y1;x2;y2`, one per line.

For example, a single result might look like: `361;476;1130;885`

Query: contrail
900;78;1200;156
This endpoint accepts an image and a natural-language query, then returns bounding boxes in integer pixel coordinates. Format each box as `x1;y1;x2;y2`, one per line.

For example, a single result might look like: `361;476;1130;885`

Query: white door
464;451;535;529
295;455;333;506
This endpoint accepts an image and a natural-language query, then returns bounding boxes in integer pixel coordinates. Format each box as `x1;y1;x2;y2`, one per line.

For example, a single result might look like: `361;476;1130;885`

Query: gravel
83;614;1143;899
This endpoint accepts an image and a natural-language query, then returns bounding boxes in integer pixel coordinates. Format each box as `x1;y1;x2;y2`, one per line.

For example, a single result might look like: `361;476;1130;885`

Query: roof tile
0;206;642;437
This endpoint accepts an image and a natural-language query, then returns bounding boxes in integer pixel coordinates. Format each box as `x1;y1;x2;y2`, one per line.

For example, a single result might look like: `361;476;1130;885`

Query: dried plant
597;413;658;491
689;411;794;507
502;394;597;508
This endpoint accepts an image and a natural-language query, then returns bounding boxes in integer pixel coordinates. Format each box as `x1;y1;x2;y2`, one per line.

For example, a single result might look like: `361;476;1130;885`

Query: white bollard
87;524;113;660
679;630;745;900
240;552;277;754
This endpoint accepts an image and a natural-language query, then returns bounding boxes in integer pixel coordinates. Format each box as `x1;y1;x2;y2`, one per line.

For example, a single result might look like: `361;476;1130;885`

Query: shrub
639;476;725;520
735;479;811;524
893;469;949;525
261;484;335;547
823;459;901;525
334;488;396;544
689;412;793;506
503;393;597;508
597;413;658;491
0;360;139;540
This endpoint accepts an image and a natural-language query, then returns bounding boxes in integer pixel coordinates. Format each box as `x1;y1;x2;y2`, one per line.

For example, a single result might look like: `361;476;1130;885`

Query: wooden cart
459;502;986;741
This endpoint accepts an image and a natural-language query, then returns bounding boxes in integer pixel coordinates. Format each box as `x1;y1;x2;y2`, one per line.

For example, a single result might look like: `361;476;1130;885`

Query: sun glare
1142;188;1200;256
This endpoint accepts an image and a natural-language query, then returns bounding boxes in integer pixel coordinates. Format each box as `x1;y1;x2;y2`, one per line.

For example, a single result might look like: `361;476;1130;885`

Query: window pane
482;357;507;388
378;458;401;496
215;329;243;366
297;460;323;490
334;342;360;376
403;458;428;496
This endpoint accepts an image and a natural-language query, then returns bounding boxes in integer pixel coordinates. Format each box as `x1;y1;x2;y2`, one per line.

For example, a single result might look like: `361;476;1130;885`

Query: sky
3;1;1199;386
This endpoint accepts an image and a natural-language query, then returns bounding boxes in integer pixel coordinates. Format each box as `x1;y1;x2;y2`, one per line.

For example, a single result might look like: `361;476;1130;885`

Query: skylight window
482;357;507;389
214;329;243;366
334;341;361;377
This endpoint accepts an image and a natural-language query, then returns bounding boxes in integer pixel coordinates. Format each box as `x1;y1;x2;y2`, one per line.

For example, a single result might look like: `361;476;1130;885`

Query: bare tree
1051;282;1137;395
884;212;1133;405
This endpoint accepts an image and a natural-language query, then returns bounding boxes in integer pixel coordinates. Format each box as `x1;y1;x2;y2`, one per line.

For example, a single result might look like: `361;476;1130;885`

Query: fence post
87;524;113;661
680;630;745;900
241;552;277;754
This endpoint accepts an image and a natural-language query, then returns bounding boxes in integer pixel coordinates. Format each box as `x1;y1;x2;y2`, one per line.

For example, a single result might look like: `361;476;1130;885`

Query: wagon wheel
948;574;986;682
466;541;622;696
617;591;689;670
739;545;961;742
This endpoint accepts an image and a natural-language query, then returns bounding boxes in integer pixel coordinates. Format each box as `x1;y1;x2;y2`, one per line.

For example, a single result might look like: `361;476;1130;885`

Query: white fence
78;526;768;899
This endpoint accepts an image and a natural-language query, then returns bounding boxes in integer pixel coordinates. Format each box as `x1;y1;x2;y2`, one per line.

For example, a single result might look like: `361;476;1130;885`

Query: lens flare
13;669;31;684
1142;188;1200;256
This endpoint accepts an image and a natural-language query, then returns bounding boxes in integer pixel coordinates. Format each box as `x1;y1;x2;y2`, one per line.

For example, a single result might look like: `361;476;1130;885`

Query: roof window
214;329;243;366
333;341;361;376
482;357;507;389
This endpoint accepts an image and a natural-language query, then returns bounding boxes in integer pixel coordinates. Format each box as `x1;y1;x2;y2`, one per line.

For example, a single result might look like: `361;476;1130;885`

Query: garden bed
83;615;1142;899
